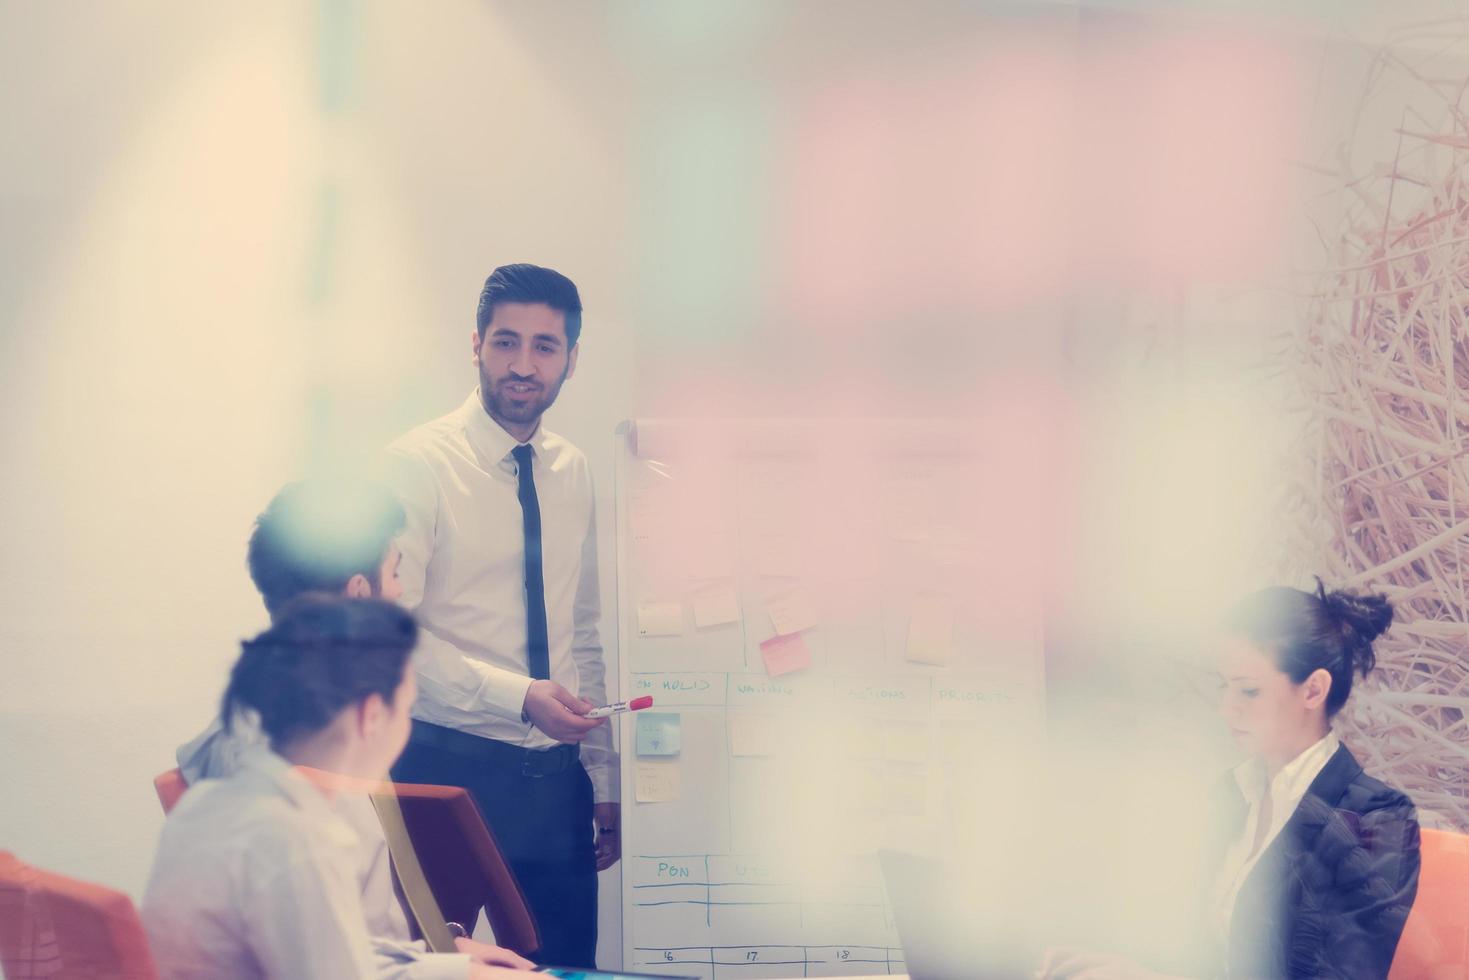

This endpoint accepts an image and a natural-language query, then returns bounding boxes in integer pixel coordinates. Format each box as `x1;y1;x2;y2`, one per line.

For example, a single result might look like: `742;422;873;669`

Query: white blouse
143;748;468;980
175;714;413;942
1209;731;1340;942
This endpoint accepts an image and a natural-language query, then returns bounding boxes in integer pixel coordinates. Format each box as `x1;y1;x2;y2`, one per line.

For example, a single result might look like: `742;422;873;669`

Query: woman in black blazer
1043;581;1421;980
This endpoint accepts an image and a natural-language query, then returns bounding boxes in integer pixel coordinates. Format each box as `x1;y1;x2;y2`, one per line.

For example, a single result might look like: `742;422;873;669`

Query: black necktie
511;444;551;680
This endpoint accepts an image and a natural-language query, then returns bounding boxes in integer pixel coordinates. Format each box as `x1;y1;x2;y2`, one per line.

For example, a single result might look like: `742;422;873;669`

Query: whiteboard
613;420;1046;979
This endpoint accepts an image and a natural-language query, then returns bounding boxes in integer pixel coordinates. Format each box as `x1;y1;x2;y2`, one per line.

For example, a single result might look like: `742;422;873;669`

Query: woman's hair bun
1315;578;1393;676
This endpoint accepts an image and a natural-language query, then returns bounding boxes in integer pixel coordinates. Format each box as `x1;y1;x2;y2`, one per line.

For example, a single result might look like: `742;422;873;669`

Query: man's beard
481;364;568;428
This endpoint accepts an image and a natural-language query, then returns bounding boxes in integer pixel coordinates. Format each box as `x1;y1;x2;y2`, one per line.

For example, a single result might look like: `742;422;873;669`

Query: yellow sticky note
843;719;885;759
766;589;819;636
906;596;954;665
936;720;985;763
728;713;780;757
637;601;684;637
635;760;681;803
855;762;885;810
882;721;929;763
692;586;740;629
883;762;927;816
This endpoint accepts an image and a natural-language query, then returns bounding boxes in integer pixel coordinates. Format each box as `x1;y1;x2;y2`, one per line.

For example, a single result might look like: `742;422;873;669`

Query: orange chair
152;768;187;815
0;850;158;979
377;781;541;957
294;768;541;957
1389;827;1469;979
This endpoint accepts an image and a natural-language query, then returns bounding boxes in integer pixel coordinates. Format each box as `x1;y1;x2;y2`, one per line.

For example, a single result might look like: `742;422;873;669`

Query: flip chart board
614;420;1045;978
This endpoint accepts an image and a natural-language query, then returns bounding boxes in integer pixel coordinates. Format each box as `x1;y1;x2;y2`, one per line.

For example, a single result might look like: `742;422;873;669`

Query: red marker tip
629;696;654;711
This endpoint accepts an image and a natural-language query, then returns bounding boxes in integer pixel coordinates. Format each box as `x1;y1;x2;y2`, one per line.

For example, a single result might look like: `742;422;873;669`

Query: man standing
382;264;617;969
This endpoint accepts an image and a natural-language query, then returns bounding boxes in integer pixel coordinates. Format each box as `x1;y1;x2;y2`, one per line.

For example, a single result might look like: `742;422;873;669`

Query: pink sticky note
760;632;811;677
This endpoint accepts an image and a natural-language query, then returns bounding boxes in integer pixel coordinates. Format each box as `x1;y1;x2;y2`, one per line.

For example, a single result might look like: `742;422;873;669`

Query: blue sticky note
636;712;681;757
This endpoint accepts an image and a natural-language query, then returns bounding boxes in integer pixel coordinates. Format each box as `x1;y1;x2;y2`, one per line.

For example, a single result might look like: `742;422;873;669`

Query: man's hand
594;801;621;871
522;680;604;743
455;937;535;970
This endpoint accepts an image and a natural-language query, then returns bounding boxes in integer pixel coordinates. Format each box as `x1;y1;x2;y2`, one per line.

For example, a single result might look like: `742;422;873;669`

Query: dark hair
475;263;584;347
247;480;405;617
1224;578;1393;717
221;597;417;747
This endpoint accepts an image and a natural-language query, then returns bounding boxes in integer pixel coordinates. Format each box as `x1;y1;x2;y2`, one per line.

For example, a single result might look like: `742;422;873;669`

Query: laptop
880;848;1042;980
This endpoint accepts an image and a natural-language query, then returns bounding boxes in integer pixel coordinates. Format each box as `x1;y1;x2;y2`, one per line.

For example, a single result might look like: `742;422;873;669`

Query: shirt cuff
586;761;620;804
479;669;536;723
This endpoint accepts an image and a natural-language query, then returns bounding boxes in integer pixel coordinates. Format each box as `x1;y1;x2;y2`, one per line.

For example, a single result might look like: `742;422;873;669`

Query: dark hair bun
1324;590;1393;643
1316;579;1393;677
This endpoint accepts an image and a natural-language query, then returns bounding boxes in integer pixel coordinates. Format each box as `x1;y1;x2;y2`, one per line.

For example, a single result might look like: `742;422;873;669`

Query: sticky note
936;720;985;763
766;589;818;636
855;763;885;810
906;596;954;665
882;721;929;763
637;601;684;637
728;713;779;757
760;632;811;677
883;764;927;816
636;712;682;757
843;719;884;759
635;760;681;803
692;585;740;629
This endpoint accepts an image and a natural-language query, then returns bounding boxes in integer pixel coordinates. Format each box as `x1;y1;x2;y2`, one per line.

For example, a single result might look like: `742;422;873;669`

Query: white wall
0;1;641;963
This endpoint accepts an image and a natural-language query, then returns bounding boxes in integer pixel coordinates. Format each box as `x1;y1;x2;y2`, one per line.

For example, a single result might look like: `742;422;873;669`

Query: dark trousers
391;721;599;969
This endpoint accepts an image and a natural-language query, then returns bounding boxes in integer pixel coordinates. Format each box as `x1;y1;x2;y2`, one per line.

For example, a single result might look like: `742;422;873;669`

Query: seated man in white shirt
172;479;531;975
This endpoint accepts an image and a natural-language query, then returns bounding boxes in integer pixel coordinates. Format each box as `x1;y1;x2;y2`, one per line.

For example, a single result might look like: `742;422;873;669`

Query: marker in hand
585;696;654;719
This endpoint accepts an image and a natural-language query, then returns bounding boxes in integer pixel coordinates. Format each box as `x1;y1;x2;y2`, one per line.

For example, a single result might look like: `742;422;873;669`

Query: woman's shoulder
1338;767;1416;821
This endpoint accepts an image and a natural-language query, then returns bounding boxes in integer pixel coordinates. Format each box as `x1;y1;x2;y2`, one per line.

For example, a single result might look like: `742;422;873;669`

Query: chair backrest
244;765;540;956
152;768;188;815
1389;827;1469;979
373;782;541;957
0;850;158;980
368;790;458;954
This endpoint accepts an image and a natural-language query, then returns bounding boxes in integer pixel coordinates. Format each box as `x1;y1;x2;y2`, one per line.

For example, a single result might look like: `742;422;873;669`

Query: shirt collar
458;388;554;463
1232;730;1340;805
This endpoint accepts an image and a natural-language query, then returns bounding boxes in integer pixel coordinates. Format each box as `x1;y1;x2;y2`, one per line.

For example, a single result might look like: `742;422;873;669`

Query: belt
408;720;581;778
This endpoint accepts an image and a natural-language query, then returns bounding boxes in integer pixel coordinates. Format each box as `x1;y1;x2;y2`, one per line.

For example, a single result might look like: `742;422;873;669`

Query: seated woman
143;597;529;980
1044;581;1421;980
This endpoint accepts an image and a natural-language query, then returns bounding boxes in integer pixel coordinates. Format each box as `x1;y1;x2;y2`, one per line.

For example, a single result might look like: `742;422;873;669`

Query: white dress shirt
143;748;470;980
176;716;420;942
380;390;617;803
1209;731;1340;942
